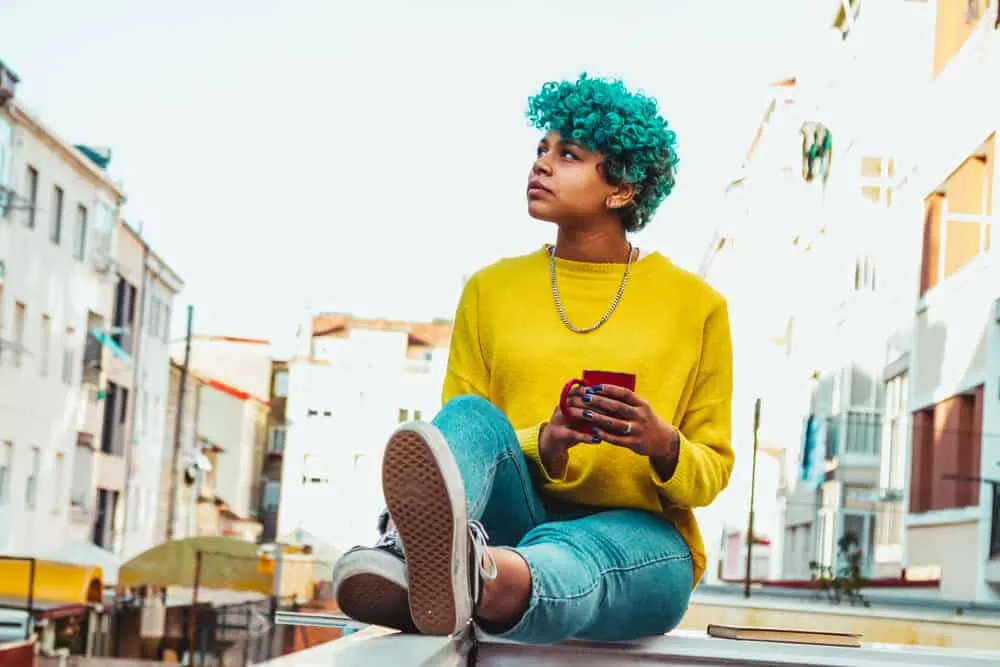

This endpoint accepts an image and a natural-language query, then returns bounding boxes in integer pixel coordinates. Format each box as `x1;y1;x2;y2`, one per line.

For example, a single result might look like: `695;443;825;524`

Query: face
526;131;631;225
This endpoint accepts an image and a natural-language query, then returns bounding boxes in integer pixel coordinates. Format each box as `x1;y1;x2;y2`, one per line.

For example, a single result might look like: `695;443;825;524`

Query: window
112;276;137;354
398;408;409;423
910;386;983;514
25;447;39;510
62;326;75;384
853;255;876;292
50;185;63;244
920;137;994;294
162;304;171;341
881;373;909;493
13;302;25;368
147;296;160;341
272;369;289;398
40;314;51;376
268;426;287;454
0;118;12;216
0;441;11;504
860;156;894;208
24;166;38;228
53;452;65;513
73;205;88;261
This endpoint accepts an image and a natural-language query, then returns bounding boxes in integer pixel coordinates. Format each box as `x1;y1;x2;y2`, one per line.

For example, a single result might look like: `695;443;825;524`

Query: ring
623;422;632;435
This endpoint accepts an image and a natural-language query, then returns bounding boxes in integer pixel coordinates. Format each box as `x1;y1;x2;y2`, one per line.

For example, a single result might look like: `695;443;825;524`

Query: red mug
560;370;636;423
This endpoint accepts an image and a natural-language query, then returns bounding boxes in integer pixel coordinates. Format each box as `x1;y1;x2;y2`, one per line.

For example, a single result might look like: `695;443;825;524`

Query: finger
589;383;646;407
581;392;640;420
548;422;604;445
569;406;631;436
590;426;641;450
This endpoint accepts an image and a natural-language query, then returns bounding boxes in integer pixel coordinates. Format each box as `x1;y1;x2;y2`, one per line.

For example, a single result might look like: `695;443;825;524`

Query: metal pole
188;549;202;666
744;398;761;599
26;557;36;641
166;304;194;541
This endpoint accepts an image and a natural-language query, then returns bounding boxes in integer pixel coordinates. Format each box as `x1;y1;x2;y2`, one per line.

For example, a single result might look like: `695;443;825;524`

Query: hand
563;383;679;460
538;385;602;477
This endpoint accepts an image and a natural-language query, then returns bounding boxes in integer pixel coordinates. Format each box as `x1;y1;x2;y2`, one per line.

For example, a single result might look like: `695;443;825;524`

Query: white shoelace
468;520;498;604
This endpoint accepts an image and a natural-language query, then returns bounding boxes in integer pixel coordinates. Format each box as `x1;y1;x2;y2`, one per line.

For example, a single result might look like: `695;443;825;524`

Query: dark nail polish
582;394;592;403
584;387;595;395
591;436;601;443
590;426;599;435
583;409;593;419
593;384;604;391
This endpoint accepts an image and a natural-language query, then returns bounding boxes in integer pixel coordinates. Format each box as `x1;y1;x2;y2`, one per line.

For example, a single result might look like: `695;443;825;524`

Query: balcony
81;330;104;385
825;411;882;474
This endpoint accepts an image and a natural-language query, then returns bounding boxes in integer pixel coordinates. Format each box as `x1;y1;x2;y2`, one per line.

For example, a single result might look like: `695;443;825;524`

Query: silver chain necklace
548;243;635;334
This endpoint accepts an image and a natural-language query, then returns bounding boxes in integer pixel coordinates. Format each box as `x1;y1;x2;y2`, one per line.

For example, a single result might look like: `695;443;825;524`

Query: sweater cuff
517;422;568;484
650;430;691;500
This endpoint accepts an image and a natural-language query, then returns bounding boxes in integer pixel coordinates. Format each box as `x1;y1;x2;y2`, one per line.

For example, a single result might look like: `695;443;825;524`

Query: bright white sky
0;0;821;343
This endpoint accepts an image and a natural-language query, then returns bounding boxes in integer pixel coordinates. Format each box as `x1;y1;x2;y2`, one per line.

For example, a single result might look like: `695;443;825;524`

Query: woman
331;73;734;644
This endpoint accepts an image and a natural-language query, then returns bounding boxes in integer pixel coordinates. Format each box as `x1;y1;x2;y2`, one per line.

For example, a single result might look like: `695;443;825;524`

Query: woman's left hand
565;384;679;460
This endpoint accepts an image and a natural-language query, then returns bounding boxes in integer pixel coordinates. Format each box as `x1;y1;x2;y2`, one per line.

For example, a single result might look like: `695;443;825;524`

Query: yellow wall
0;559;103;604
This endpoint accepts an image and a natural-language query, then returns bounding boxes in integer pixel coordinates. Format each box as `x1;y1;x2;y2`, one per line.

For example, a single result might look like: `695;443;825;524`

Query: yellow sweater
442;246;734;587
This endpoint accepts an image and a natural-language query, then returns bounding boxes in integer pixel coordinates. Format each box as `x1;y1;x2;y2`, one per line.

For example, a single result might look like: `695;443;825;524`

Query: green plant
808;531;870;607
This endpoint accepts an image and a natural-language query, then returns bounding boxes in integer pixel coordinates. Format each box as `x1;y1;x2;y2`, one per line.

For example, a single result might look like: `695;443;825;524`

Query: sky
0;0;821;344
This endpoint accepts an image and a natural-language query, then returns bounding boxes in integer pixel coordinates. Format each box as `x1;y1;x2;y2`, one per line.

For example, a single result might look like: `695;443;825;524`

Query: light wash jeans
390;394;694;644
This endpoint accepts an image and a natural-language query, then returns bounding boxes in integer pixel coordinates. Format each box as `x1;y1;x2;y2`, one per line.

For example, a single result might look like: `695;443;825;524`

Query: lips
527;179;552;195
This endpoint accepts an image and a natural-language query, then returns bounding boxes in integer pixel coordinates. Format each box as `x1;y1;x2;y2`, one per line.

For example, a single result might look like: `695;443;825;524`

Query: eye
535;145;548;158
561;149;580;161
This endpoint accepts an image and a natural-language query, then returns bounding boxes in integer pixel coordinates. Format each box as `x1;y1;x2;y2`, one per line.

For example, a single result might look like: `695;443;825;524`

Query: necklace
548;243;635;334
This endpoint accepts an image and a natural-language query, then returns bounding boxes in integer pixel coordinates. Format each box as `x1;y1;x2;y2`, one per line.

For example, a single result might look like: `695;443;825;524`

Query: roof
120;220;185;293
8;101;125;202
169;359;270;407
0;559;103;605
43;540;121;587
311;313;453;349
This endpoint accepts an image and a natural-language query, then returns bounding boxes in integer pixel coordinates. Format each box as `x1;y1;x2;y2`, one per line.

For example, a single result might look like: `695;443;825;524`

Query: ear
606;182;636;210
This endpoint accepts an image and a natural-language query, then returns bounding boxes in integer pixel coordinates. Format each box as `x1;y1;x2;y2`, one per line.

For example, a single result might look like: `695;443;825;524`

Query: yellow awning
117;536;271;595
0;558;103;604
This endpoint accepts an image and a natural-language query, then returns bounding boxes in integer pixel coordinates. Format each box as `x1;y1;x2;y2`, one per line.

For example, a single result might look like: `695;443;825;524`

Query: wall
0;105;122;556
198;385;256;519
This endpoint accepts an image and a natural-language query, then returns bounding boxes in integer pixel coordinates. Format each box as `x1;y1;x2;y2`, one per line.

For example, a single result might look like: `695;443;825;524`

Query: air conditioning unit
0;65;19;104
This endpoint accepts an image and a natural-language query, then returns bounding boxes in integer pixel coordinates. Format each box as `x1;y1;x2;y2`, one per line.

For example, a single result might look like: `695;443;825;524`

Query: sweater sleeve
650;299;735;509
441;275;491;402
440;273;560;482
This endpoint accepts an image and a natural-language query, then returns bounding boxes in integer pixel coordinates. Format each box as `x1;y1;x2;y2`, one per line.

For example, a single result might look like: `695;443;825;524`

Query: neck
553;223;631;263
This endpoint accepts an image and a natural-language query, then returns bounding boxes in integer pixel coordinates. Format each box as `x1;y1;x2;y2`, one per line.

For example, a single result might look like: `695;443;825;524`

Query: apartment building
259;359;288;543
117;223;183;560
700;0;937;581
0;64;124;556
277;314;450;553
896;0;1000;602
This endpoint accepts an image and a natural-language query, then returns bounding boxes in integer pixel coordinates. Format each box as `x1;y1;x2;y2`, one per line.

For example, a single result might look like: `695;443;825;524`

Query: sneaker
381;421;497;636
332;525;417;633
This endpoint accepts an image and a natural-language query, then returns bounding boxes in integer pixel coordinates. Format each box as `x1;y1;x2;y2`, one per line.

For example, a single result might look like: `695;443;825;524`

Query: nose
532;153;553;176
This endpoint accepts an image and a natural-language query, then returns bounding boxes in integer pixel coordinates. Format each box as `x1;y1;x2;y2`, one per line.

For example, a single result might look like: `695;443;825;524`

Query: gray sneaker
332;525;417;633
381;421;496;636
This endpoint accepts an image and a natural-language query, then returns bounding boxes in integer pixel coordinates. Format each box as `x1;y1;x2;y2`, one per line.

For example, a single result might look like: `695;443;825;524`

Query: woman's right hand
538;386;597;477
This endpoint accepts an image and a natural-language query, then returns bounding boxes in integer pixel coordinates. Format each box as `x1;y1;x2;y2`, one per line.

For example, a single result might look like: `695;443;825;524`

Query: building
700;0;938;582
259;359;288;543
276;313;451;553
117;223;183;560
896;0;1000;602
0;64;126;556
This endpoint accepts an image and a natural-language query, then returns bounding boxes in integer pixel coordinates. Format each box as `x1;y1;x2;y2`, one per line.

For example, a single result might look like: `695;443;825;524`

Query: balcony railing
825;411;881;460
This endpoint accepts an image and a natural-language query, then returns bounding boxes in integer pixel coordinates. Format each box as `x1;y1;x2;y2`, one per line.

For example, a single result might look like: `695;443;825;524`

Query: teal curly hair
526;74;679;232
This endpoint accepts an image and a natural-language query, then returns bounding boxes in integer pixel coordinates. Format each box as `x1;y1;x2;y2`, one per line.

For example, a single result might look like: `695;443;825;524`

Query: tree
809;531;870;607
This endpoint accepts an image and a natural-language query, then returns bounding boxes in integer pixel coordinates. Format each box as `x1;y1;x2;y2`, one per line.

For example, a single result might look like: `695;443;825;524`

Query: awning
0;559;103;605
117;536;271;595
88;326;131;364
44;540;121;587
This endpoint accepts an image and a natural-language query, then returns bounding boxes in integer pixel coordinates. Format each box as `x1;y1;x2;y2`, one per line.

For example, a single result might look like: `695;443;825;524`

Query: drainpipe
119;234;149;558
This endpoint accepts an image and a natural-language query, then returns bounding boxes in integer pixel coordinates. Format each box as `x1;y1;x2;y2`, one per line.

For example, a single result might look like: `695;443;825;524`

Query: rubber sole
382;423;470;636
333;549;416;633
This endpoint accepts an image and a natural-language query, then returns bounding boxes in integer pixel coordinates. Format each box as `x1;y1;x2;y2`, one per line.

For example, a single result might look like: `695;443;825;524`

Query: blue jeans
401;394;694;644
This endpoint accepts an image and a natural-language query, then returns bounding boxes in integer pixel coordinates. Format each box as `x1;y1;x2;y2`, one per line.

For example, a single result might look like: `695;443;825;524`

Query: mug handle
560;378;587;421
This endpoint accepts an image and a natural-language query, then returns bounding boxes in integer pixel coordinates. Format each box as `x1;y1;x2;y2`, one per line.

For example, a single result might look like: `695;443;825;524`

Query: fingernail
584;387;595;395
582;394;592;403
591;436;601;443
593;384;604;391
590;426;599;435
582;409;593;419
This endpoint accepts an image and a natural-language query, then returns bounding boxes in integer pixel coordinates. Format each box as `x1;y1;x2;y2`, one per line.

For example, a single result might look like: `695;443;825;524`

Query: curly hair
526;73;679;232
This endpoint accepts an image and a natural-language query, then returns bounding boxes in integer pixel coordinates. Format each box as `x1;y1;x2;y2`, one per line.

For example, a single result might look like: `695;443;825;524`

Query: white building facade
0;83;124;556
